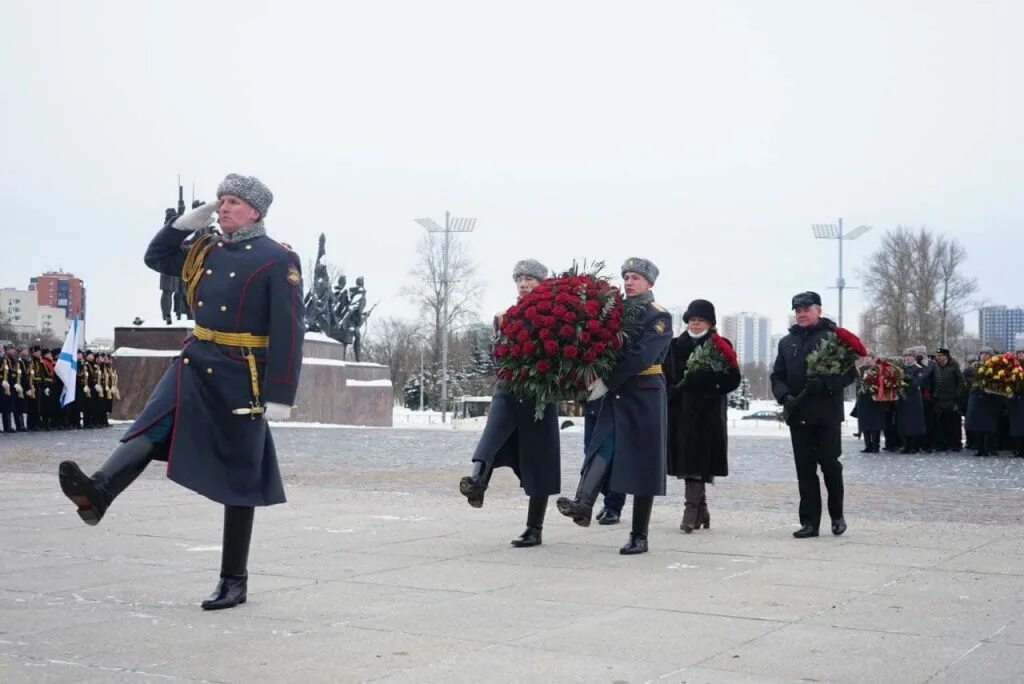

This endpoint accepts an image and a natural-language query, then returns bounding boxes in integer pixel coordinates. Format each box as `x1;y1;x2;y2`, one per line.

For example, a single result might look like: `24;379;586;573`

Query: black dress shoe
831;518;847;536
556;497;593;527
793;525;819;538
510;526;542;548
619;532;648;555
596;508;620;525
58;461;110;526
201;574;247;610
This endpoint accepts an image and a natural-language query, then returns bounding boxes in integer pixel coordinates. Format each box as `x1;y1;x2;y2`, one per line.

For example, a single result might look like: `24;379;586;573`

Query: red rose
516;329;530;343
595;328;612;342
558;324;574;339
563;345;578;359
580;331;592;343
607;318;620;332
552;305;568;317
510;344;522;358
497;368;513;380
537;301;553;313
611;337;622;350
544;316;557;327
584;300;600;316
495;344;509;358
543;339;559;355
538;328;552;340
501;324;515;337
582;350;597;363
593;342;606;355
586;320;601;332
507;306;521;317
535;360;551;374
559;311;576;323
522;340;536;355
525;306;538;319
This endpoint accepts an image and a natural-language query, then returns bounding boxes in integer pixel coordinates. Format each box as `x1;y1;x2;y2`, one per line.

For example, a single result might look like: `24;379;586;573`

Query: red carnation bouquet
684;332;739;377
806;328;868;377
859;359;906;402
494;262;625;418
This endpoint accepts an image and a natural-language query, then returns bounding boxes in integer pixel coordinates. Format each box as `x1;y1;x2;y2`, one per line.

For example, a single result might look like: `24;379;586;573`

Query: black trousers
789;423;844;528
934;407;962;450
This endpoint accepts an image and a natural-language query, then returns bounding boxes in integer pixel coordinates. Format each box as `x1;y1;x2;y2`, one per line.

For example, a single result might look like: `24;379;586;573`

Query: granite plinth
111;327;391;426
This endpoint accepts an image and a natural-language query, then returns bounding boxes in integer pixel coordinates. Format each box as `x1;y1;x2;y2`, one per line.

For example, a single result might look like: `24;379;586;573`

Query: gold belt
191;325;268;417
638;364;663;376
193;325;269;348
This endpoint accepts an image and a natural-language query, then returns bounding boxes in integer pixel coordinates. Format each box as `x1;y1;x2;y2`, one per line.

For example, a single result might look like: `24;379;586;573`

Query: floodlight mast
415;212;477;423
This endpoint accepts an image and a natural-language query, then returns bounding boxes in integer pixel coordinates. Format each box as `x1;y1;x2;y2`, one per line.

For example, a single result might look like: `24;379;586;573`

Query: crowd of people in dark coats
854;346;1024;458
0;343;118;434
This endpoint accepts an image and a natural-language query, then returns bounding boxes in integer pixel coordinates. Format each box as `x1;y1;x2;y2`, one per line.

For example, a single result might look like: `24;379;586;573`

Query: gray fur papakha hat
512;259;549;282
217;173;273;219
621;257;659;285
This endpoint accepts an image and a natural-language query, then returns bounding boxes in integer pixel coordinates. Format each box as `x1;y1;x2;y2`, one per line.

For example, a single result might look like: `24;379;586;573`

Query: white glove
172;201;218;231
94;384;102;393
44;388;51;397
14;384;22;393
587;378;609;401
263;402;292;421
1;380;8;391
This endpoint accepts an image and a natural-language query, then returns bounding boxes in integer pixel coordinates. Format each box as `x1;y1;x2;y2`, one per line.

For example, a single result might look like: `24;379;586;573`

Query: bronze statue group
1;345;118;433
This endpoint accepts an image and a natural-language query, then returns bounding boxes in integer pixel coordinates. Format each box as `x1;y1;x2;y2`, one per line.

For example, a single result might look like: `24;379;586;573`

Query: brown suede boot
680;480;701;533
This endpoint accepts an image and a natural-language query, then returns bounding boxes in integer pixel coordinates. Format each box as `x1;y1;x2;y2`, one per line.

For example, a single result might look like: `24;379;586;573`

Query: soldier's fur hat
512;259;549;282
621;257;659;285
217;174;273;219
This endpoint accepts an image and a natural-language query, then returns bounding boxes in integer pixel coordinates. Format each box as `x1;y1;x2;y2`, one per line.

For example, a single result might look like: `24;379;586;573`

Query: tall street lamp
414;212;477;423
811;218;873;328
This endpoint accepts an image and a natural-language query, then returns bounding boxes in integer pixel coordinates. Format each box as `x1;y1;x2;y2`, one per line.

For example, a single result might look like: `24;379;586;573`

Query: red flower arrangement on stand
493;263;625;418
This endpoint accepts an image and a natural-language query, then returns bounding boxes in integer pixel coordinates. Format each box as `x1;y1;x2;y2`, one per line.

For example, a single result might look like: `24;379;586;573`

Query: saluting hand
172;200;219;231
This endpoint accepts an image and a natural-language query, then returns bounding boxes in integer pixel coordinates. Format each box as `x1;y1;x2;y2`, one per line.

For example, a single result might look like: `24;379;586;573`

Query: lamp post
414;212;477;423
811;218;873;328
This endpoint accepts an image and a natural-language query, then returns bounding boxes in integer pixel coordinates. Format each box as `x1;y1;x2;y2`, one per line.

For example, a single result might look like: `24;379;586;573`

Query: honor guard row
1;344;119;433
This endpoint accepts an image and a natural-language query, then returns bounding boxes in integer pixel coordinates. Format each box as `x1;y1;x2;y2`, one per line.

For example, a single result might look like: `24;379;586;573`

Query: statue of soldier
302;263;334;333
159;207;186;324
338;276;367;361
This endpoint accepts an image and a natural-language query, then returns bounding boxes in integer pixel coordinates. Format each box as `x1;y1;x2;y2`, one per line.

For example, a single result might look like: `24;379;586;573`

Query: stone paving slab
4;429;1024;682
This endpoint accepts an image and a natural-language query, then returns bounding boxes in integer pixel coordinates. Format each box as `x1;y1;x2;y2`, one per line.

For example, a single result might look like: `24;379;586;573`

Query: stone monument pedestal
112;326;392;427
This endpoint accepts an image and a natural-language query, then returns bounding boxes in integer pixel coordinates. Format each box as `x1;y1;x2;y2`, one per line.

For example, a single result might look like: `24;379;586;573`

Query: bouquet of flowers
974;353;1024;398
784;327;868;423
859;359;906;402
494;263;625;418
684;332;739;377
806;328;868;377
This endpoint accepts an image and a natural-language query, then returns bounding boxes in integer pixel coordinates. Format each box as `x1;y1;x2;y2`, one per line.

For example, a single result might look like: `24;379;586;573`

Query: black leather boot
58;436;154;526
202;506;253;610
621;496;652;555
680;480;700;533
2;412;15;433
511;496;546;548
793;524;819;538
556;454;611;527
459;459;492;508
14;413;27;432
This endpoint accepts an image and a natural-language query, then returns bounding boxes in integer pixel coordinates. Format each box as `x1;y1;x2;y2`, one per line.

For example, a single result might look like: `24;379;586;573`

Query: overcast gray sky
2;0;1020;343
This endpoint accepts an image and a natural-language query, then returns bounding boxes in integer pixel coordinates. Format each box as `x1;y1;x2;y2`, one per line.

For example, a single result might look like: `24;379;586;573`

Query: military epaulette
271;238;296;254
650;301;667;312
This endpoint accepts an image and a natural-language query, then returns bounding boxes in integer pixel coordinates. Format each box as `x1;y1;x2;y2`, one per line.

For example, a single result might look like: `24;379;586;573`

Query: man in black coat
925;347;964;452
770;292;857;538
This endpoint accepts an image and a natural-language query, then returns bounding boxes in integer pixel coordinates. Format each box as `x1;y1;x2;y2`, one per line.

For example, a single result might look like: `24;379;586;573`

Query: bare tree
862;226;979;355
363;317;423;402
935;238;979;346
401;232;482;369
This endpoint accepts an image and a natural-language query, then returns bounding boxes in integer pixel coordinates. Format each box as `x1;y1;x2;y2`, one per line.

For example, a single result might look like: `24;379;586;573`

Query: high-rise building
29;271;86;339
722;312;772;366
979;306;1024;352
0;287;39;336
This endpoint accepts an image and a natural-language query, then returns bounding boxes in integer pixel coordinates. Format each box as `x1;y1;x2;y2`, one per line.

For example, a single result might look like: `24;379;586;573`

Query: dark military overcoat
123;222;304;507
1009;397;1024;438
897;365;927;438
855;392;890;433
472;388;561;496
583;299;673;496
965;388;1001;435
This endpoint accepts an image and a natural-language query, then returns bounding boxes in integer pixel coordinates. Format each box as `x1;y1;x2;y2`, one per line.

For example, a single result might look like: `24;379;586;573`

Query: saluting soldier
557;258;673;555
24;346;41;431
459;259;561;548
38;348;58;430
58;174;304;611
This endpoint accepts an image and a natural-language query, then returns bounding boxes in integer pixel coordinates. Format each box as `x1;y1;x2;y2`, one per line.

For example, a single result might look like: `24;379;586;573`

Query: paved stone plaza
3;426;1024;683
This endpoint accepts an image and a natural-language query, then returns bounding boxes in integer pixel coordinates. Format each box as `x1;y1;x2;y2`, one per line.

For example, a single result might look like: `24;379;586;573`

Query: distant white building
722;312;772;366
1015;332;1024;352
0;287;38;336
